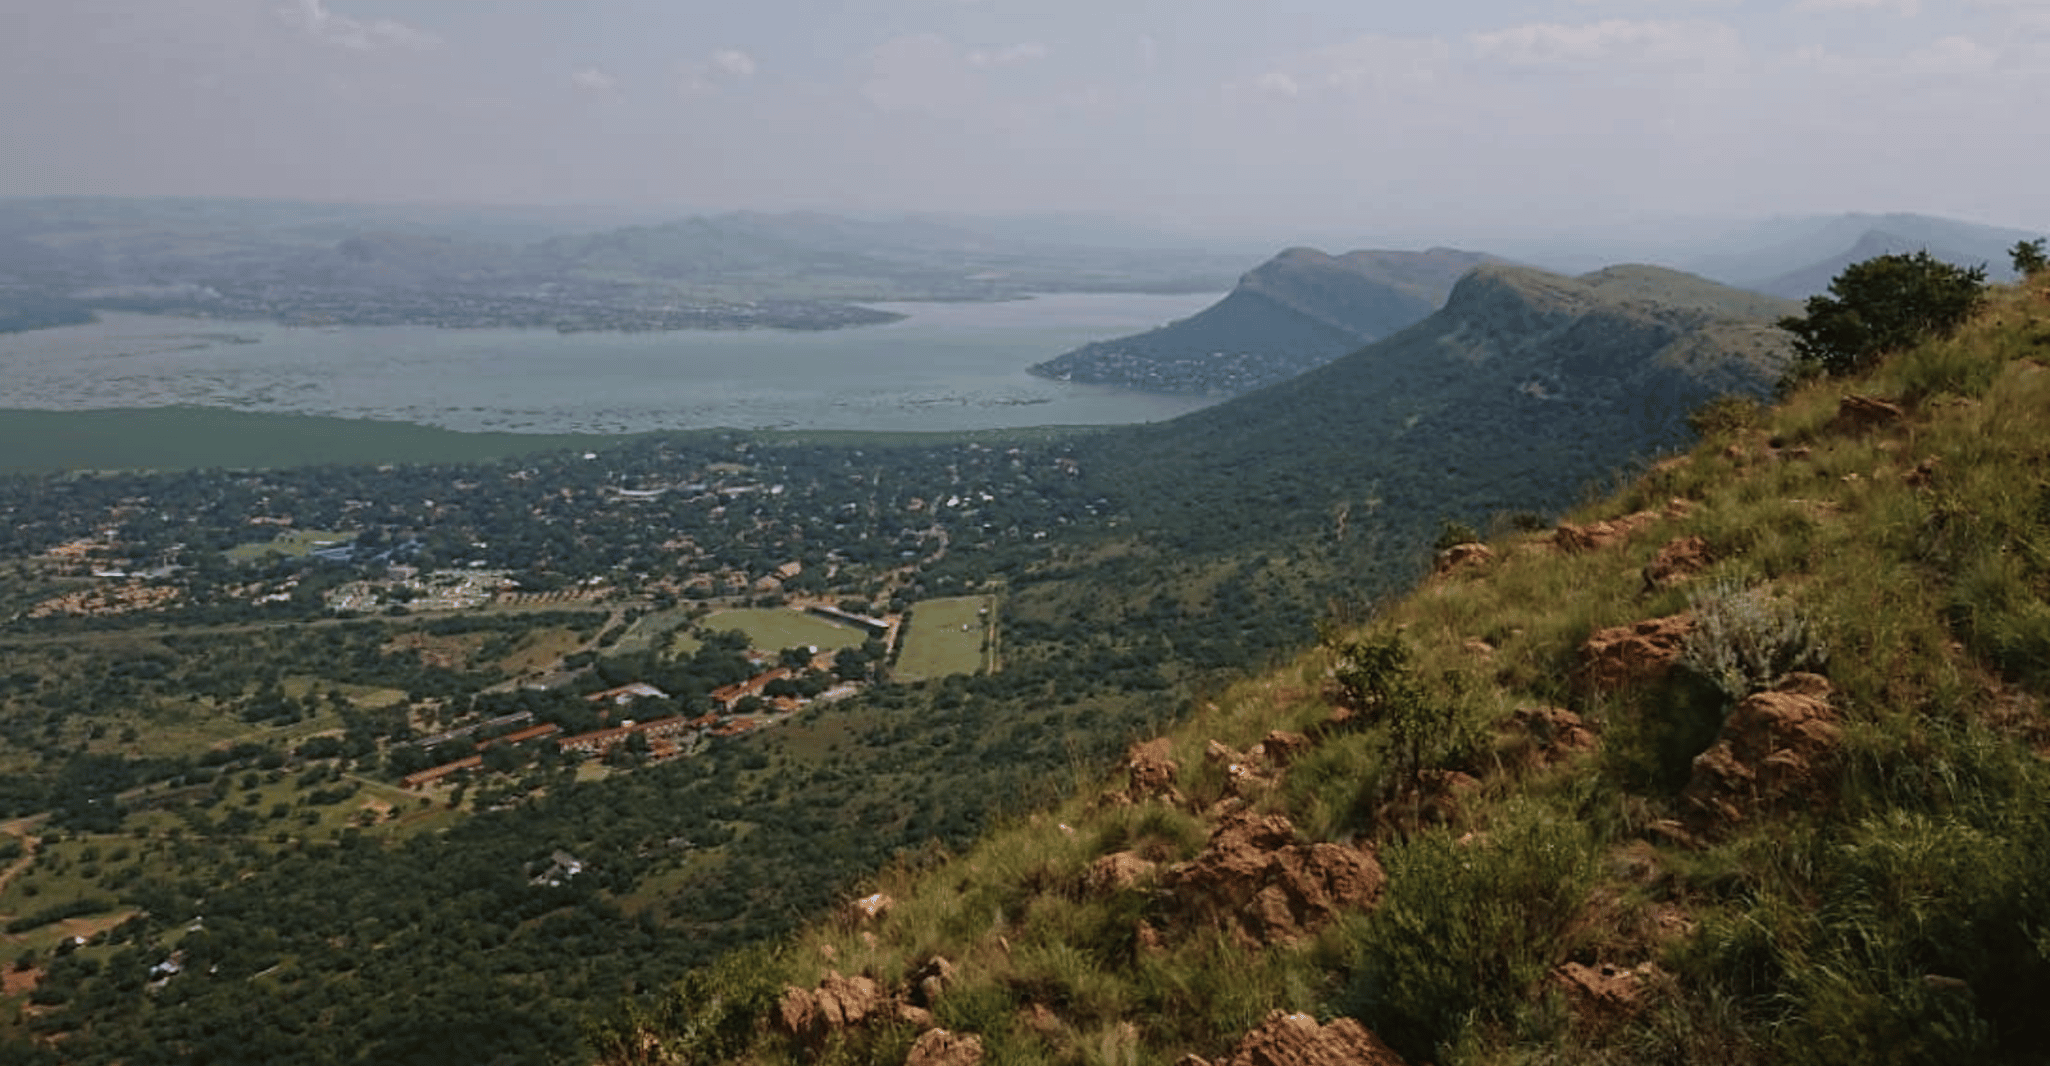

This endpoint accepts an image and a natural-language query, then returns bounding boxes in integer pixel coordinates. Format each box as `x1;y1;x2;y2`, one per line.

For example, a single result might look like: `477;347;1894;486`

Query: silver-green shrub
1681;579;1828;703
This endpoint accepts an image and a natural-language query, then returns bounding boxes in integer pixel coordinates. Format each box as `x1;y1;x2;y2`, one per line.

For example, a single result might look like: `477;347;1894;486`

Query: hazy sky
5;0;2046;238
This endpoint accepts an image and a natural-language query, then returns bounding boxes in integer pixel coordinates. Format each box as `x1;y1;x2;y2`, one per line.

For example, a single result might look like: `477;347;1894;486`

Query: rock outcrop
1574;614;1694;694
1508;706;1598;768
1162;812;1384;945
1641;535;1713;591
1103;737;1184;808
776;970;885;1041
1184;1010;1409;1066
905;1028;984;1066
1683;673;1839;833
1554;511;1660;553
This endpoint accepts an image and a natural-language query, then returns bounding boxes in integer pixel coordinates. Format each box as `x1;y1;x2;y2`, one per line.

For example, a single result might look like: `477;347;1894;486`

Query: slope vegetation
1029;247;1497;394
602;271;2050;1065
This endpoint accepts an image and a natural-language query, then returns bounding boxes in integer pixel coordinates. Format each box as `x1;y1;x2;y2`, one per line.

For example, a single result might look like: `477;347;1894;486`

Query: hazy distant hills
1686;211;2038;298
1088;262;1796;551
0;198;1251;330
1029;246;1500;395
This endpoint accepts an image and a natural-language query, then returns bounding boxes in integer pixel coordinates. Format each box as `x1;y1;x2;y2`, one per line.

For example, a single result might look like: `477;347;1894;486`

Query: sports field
689;608;870;656
893;595;994;681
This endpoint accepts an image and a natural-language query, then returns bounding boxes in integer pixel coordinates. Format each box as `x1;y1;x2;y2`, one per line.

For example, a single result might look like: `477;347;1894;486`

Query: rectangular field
892;595;994;681
695;608;869;655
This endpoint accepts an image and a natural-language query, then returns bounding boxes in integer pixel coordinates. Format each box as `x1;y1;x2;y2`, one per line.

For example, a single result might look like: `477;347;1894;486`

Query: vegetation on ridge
599;266;2050;1065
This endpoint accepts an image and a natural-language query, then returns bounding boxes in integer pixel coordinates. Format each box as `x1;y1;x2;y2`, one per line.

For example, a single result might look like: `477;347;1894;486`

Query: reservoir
0;292;1224;435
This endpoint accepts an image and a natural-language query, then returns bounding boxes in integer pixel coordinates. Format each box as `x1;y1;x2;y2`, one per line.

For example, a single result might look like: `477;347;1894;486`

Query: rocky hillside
1028;247;1497;395
596;270;2050;1065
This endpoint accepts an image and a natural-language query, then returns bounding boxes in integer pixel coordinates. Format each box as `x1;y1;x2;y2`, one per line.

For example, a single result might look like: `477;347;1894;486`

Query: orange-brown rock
1259;731;1312;768
775;969;884;1040
1554;511;1659;553
1200;1010;1409;1066
1574;614;1693;694
846;892;894;924
1682;673;1839;834
1641;535;1713;591
1904;456;1942;488
1162;813;1385;945
1433;542;1494;575
1553;961;1665;1023
1509;706;1598;767
1084;851;1159;894
905;1028;984;1066
910;956;956;1007
1832;393;1906;432
1103;736;1183;807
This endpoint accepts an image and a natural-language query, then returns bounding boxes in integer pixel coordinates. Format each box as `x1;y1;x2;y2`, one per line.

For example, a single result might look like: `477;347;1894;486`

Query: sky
3;0;2047;240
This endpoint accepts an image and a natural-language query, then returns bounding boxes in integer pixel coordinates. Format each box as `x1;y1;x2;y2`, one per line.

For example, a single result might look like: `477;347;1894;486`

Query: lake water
0;293;1224;434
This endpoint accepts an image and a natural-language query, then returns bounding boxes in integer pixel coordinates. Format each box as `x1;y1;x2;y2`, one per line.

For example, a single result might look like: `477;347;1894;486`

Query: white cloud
862;34;974;114
966;42;1048;68
712;49;757;78
274;0;438;51
1794;0;1922;15
1225;34;1448;103
570;68;619;94
677;48;758;97
1471;19;1741;66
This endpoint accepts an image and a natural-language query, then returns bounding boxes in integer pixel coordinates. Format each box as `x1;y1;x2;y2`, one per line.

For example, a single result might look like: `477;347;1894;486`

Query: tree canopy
1778;250;1987;378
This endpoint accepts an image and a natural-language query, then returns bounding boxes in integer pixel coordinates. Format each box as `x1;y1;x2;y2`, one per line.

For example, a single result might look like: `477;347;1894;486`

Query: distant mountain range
1684;212;2040;298
1029;246;1500;395
0;198;1252;333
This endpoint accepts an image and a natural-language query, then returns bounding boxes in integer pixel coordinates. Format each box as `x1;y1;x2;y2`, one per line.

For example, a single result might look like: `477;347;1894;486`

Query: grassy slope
598;275;2050;1065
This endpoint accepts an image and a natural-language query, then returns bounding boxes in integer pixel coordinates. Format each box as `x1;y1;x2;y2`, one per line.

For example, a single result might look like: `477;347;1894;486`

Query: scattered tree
1778;250;1987;378
2013;238;2048;279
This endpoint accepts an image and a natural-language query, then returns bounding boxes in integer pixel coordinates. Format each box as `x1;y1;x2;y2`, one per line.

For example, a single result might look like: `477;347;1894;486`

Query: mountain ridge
1028;246;1500;395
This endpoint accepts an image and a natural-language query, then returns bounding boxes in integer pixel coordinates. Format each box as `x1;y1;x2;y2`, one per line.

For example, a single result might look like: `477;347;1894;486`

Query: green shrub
1679;580;1828;704
1337;804;1597;1061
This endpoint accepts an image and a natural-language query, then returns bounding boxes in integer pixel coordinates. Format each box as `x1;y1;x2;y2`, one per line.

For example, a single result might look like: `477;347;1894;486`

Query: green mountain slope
1029;247;1498;395
601;269;2050;1066
1082;263;1796;556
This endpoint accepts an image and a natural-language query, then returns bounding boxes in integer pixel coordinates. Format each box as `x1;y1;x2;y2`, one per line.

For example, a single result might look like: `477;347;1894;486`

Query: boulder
1208;1010;1409;1066
905;1028;984;1066
910;956;956;1007
1575;614;1693;694
774;969;884;1040
1084;851;1159;894
1163;812;1384;945
1683;673;1839;833
1555;511;1659;553
1553;961;1664;1023
1104;736;1183;807
846;892;894;924
1832;393;1906;432
1641;535;1713;591
1509;706;1597;767
1433;542;1494;575
1258;731;1312;768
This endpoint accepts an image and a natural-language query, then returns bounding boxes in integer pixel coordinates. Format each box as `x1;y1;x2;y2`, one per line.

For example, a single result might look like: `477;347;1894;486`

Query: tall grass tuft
1336;802;1598;1062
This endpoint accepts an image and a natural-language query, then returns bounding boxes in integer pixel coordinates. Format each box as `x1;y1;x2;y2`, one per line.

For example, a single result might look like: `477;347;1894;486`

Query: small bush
1689;395;1765;438
1680;580;1828;704
1338;804;1597;1061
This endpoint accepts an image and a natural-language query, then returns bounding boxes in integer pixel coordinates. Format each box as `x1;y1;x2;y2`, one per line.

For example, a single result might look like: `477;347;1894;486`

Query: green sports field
892;595;994;681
